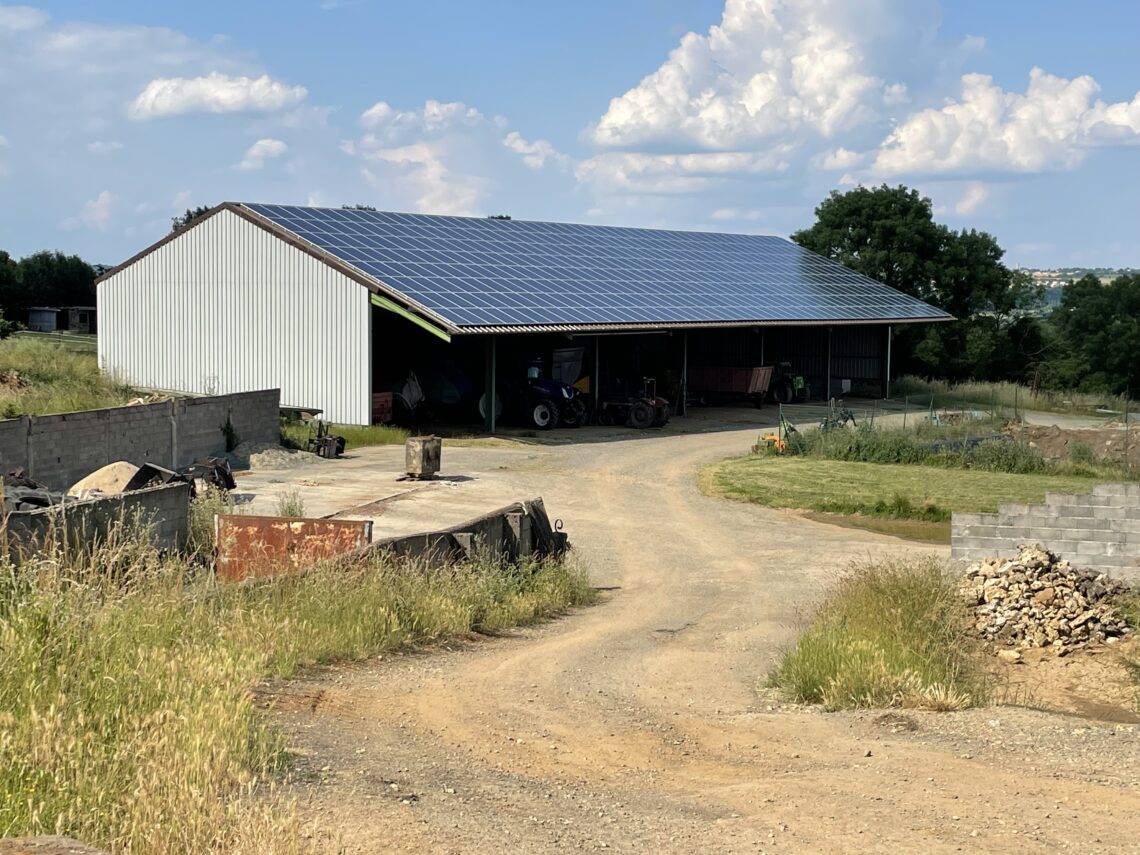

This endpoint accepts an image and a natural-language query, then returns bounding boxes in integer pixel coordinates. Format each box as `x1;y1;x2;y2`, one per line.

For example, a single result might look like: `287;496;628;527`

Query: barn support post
593;335;600;412
885;324;893;399
679;330;688;416
484;334;497;433
826;326;832;401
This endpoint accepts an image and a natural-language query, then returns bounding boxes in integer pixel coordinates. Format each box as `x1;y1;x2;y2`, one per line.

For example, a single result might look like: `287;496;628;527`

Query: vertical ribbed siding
97;210;371;424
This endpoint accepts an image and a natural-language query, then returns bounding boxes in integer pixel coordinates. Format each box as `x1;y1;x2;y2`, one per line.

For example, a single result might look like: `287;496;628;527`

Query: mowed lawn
707;456;1103;542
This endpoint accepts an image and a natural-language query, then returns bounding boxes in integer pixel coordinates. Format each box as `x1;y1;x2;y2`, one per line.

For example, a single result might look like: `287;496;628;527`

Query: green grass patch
708;456;1102;539
801;511;951;544
0;526;593;852
768;557;986;710
280;420;410;450
0;337;135;417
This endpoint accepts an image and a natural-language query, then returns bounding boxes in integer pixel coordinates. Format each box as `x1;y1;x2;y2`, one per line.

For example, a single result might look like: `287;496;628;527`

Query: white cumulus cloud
954;180;990;215
818;146;862;170
345;99;570;215
62;189;115;231
872;67;1140;175
237;137;287;170
576;148;793;195
128;72;307;120
585;0;943;150
502;131;570;171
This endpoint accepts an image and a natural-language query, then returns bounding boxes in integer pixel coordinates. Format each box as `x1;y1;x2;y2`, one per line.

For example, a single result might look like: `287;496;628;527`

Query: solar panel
240;203;950;331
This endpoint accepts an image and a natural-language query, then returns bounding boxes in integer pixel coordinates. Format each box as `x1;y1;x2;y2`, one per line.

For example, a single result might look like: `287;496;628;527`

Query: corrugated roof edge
95;202;955;332
454;316;952;335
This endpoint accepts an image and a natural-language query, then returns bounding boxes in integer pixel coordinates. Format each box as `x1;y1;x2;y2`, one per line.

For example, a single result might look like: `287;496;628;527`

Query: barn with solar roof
96;203;950;428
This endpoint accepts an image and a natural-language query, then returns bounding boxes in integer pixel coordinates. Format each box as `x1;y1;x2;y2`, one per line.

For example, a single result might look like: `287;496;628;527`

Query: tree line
793;184;1138;398
0;250;98;332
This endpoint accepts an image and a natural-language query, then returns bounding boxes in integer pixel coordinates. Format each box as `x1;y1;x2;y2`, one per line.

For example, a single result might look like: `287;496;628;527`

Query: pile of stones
960;543;1132;654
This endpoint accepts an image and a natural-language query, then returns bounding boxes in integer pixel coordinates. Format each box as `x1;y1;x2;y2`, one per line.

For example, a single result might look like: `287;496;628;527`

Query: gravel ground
255;426;1140;854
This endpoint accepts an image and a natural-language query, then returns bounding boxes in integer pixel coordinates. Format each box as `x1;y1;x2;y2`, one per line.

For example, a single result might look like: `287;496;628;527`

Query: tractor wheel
771;379;794;405
531;400;560;430
477;393;503;421
651;406;669;427
596;407;613;426
562;399;586;428
627;400;654;429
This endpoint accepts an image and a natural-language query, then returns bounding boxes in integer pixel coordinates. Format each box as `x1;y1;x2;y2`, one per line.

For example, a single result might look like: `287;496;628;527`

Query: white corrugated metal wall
98;210;371;424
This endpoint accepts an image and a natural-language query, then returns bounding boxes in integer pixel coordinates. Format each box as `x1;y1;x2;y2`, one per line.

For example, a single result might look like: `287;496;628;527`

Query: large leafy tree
16;251;96;311
1043;274;1140;395
793;184;1043;381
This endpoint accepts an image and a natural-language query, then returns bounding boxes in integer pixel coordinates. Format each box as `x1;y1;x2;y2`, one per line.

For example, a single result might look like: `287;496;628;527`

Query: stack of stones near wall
0;390;279;491
951;483;1140;582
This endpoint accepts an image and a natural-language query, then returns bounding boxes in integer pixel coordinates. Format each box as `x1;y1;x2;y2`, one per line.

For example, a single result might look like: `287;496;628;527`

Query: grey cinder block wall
951;483;1140;581
6;482;192;553
0;390;279;490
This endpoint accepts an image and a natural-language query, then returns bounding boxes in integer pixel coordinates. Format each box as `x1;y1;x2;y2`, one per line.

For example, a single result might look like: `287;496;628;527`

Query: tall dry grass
768;557;986;710
892;375;1133;415
0;338;135;417
0;519;594;852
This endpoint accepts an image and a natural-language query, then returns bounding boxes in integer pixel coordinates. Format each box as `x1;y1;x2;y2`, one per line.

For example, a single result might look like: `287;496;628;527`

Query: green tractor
769;361;810;404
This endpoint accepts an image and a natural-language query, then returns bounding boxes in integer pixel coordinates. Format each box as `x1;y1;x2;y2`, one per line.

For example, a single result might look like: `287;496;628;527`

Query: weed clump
0;520;594;852
769;557;985;710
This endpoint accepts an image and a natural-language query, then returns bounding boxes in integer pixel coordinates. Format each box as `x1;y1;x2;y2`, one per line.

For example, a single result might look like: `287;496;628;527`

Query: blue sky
2;0;1139;269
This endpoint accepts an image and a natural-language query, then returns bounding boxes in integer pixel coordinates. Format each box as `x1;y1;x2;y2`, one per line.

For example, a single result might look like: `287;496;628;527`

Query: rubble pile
961;544;1132;653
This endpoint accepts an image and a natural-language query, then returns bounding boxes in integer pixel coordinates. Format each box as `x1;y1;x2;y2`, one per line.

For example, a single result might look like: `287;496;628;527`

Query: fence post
903;395;908;430
1125;406;1131;475
778;403;783;442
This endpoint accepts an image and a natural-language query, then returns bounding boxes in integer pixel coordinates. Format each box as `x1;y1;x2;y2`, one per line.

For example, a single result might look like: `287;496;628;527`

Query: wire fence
771;393;1136;477
12;330;98;354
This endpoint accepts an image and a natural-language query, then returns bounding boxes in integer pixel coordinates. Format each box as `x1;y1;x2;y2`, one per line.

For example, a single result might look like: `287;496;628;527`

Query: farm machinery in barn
596;377;670;429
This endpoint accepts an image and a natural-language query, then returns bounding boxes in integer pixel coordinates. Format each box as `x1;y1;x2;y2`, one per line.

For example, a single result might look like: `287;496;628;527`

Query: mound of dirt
1022;423;1140;467
961;544;1132;654
226;441;325;471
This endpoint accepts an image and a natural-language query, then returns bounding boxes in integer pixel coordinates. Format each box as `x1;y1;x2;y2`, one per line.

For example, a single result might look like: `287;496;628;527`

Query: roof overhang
450;316;952;336
96;202;955;338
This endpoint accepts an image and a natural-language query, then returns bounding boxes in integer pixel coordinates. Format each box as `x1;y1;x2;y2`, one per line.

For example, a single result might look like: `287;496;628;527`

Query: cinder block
952;512;995;527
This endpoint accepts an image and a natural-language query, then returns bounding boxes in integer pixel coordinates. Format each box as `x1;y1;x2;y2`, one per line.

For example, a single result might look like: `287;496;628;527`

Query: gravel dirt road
266;427;1140;853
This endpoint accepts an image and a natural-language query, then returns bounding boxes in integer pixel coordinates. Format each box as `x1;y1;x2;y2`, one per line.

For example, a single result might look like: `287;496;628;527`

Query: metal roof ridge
236;201;791;242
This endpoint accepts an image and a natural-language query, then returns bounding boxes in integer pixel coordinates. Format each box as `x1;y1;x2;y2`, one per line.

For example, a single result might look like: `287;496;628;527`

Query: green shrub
769;557;985;710
967;439;1046;474
1069;442;1098;466
188;487;237;555
275;489;305;518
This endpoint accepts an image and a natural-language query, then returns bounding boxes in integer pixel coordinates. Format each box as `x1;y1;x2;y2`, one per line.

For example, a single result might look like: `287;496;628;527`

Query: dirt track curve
270;429;1140;854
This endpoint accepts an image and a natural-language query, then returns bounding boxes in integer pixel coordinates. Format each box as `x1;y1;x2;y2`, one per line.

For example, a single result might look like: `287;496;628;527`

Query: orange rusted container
214;514;373;582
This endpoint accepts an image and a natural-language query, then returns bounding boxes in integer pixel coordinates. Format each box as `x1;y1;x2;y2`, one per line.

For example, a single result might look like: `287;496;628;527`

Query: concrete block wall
6;482;192;553
951;483;1140;581
0;389;279;490
28;405;174;491
0;416;30;473
173;391;279;468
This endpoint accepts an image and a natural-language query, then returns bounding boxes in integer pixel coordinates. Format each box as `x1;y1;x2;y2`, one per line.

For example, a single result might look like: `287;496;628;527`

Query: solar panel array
242;203;949;330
